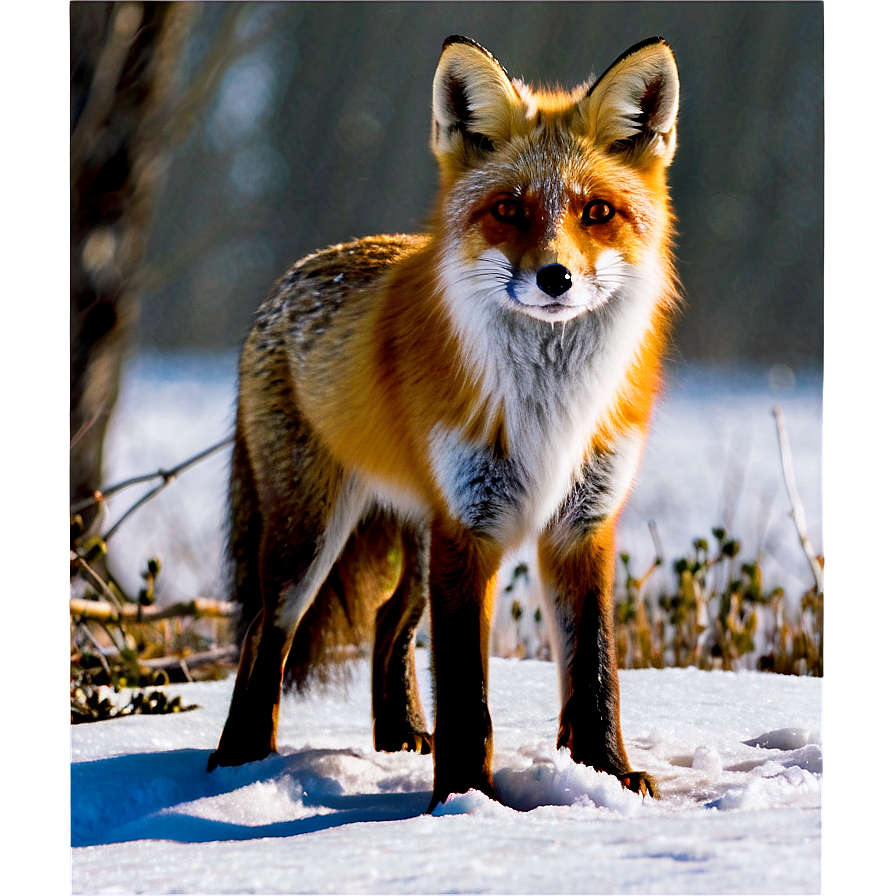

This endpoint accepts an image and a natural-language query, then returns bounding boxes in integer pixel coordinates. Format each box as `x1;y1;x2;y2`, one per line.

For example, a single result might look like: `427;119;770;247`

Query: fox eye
582;200;615;225
491;199;526;227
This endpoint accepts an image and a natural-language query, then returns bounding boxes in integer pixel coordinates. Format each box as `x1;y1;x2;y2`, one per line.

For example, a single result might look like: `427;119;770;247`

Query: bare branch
71;552;124;609
773;405;824;594
139;645;239;672
72;436;233;517
73;622;114;680
101;436;233;542
70;596;238;624
101;479;169;543
70;406;105;451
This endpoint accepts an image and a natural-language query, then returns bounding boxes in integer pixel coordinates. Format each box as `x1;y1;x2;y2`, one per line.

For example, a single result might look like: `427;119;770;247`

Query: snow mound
494;745;645;814
431;790;514;818
743;726;818;750
708;764;821;811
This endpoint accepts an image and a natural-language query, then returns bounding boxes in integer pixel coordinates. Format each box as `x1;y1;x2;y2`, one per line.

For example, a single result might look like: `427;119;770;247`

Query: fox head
430;36;679;326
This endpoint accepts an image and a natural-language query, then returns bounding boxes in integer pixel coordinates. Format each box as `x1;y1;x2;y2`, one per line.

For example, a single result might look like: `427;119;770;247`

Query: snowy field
65;352;834;895
72;655;822;894
98;352;823;613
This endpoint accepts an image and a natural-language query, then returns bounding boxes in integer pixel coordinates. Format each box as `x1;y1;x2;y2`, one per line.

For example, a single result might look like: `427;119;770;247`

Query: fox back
210;36;680;806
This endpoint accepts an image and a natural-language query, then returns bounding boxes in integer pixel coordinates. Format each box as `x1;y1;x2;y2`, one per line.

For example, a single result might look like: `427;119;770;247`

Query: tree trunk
70;1;189;528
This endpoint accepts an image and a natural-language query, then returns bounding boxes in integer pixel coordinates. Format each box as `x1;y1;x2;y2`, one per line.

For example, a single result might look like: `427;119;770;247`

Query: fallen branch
137;645;239;672
70;596;237;624
773;404;824;594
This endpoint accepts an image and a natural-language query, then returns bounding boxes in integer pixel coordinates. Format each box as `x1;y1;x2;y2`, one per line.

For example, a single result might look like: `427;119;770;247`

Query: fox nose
536;263;573;298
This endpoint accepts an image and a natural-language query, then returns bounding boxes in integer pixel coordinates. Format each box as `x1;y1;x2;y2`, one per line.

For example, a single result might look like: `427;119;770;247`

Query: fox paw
374;729;433;755
619;770;659;798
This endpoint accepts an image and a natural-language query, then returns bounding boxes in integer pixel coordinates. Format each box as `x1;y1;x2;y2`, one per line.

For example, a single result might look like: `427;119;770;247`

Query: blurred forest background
71;2;823;366
125;1;823;353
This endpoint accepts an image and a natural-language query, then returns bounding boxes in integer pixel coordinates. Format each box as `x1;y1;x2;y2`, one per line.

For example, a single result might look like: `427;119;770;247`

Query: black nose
536;263;572;298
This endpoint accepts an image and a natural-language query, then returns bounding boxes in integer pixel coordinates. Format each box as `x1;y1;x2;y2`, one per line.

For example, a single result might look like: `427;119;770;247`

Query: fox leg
539;525;656;797
207;522;320;770
538;439;658;798
206;603;289;769
427;520;502;810
372;524;432;755
208;475;368;771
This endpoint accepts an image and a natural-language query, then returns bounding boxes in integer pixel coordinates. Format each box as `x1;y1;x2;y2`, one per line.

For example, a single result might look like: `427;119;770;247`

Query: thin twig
71;436;233;515
70;406;104;450
179;658;194;683
74;622;114;680
102;479;170;543
97;618;130;660
71;552;124;609
773;405;824;594
627;520;665;593
635;562;661;591
648;519;664;565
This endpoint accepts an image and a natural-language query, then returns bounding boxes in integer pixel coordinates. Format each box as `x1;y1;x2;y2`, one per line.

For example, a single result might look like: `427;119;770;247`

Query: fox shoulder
265;233;430;314
242;231;431;403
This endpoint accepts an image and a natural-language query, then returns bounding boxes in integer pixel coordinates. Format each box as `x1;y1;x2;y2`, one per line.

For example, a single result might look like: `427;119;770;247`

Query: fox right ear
431;36;522;169
581;37;679;167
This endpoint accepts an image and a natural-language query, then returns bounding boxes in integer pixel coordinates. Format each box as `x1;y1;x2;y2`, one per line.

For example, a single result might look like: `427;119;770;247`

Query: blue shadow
71;747;431;846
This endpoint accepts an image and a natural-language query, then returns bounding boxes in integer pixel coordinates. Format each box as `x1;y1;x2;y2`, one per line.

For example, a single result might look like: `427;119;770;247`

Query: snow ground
72;656;822;894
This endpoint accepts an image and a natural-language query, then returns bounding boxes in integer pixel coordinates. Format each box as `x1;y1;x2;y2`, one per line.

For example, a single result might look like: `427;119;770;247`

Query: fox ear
581;38;679;166
431;36;522;166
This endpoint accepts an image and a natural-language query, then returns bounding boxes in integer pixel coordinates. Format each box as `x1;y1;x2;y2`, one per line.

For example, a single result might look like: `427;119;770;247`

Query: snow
73;656;822;894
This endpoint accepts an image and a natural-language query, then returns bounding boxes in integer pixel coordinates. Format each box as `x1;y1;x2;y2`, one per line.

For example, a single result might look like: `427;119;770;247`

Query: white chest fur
429;248;663;544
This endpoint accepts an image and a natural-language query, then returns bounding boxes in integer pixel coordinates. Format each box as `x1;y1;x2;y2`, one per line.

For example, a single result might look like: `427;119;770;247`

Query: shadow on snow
71;747;431;847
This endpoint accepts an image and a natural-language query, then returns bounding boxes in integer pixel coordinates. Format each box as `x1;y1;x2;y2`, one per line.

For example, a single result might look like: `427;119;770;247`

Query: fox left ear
431;36;523;169
581;37;679;167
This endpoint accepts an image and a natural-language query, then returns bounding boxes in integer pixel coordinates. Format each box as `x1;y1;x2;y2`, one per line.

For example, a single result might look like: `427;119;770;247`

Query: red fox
208;35;680;807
